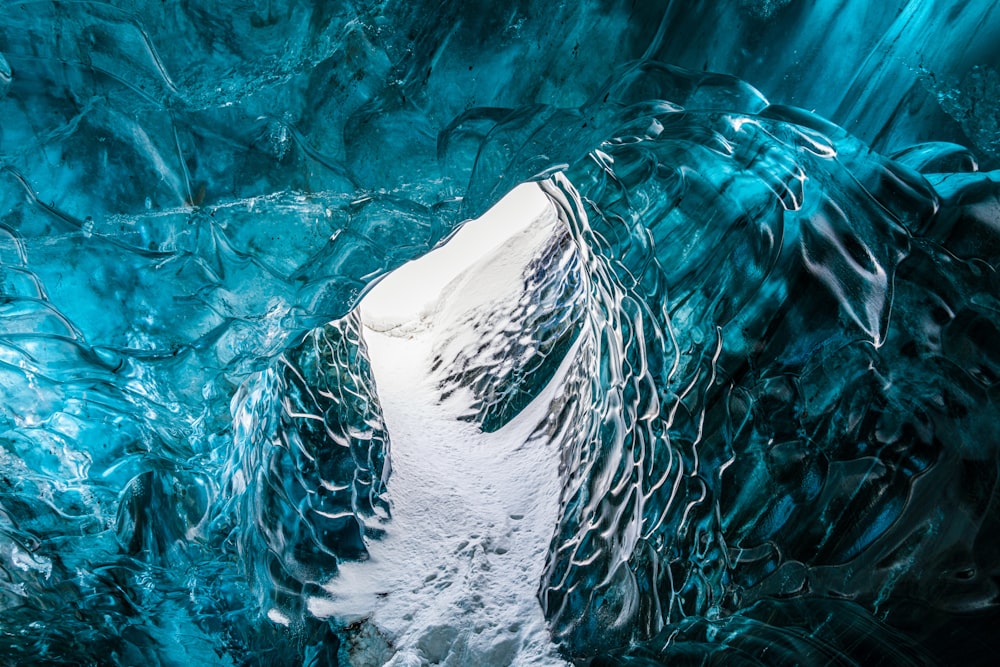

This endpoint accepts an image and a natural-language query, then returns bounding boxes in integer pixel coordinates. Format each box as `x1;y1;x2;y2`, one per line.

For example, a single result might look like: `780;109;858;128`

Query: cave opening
318;183;579;664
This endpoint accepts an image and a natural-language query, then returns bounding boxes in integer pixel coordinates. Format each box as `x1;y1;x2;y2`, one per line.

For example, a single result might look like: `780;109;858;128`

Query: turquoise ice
0;1;998;664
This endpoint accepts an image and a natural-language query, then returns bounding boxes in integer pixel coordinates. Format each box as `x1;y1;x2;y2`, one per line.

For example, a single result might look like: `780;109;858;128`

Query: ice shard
0;0;998;665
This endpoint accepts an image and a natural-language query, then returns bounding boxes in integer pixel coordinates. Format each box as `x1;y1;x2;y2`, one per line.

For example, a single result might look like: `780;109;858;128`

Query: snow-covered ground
314;185;572;666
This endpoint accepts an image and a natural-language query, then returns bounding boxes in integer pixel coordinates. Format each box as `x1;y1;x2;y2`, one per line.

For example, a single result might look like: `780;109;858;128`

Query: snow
360;183;550;334
313;184;572;666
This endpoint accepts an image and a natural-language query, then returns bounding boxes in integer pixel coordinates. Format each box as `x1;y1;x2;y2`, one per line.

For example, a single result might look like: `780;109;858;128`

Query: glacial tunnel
0;1;999;665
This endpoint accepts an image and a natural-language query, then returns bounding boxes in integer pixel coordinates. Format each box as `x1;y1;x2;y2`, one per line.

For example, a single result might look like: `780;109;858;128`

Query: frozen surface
324;326;567;667
320;185;567;666
361;184;549;333
0;1;999;665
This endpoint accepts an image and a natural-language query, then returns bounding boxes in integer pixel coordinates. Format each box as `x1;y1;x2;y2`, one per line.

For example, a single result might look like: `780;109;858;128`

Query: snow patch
361;183;549;334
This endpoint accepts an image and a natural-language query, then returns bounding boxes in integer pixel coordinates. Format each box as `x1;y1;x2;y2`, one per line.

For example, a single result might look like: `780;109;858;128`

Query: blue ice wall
0;0;998;665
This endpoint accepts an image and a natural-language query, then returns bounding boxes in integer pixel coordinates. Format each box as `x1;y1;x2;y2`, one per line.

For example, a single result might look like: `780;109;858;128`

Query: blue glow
0;1;998;664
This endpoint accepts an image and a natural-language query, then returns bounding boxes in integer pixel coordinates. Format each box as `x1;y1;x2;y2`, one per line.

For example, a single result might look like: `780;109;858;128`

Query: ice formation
0;1;999;665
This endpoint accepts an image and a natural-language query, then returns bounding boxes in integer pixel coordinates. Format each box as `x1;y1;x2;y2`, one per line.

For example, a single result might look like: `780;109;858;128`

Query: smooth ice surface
1;1;1000;665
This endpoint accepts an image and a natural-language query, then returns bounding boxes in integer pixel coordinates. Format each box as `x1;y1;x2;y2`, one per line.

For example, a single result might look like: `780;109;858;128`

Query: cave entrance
329;183;571;665
359;183;551;335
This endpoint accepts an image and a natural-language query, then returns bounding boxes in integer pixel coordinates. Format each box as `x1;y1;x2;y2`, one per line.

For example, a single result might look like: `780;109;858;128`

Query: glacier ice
0;0;999;665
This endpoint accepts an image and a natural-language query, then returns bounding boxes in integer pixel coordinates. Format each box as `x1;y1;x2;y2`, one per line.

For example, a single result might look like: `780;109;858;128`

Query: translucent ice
0;1;998;665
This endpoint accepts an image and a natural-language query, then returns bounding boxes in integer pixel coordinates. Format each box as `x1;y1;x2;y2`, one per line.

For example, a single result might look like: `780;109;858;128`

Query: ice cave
0;1;999;665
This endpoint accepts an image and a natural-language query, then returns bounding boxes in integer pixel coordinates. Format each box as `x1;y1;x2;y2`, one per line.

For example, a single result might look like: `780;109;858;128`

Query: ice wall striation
536;69;999;664
226;315;389;626
0;0;999;665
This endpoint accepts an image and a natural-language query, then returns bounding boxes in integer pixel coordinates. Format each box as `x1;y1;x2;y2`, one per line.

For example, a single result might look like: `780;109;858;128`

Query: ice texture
0;0;999;665
227;316;390;625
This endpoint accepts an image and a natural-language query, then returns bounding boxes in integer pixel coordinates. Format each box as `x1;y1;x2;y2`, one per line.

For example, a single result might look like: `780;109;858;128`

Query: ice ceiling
1;0;1000;665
